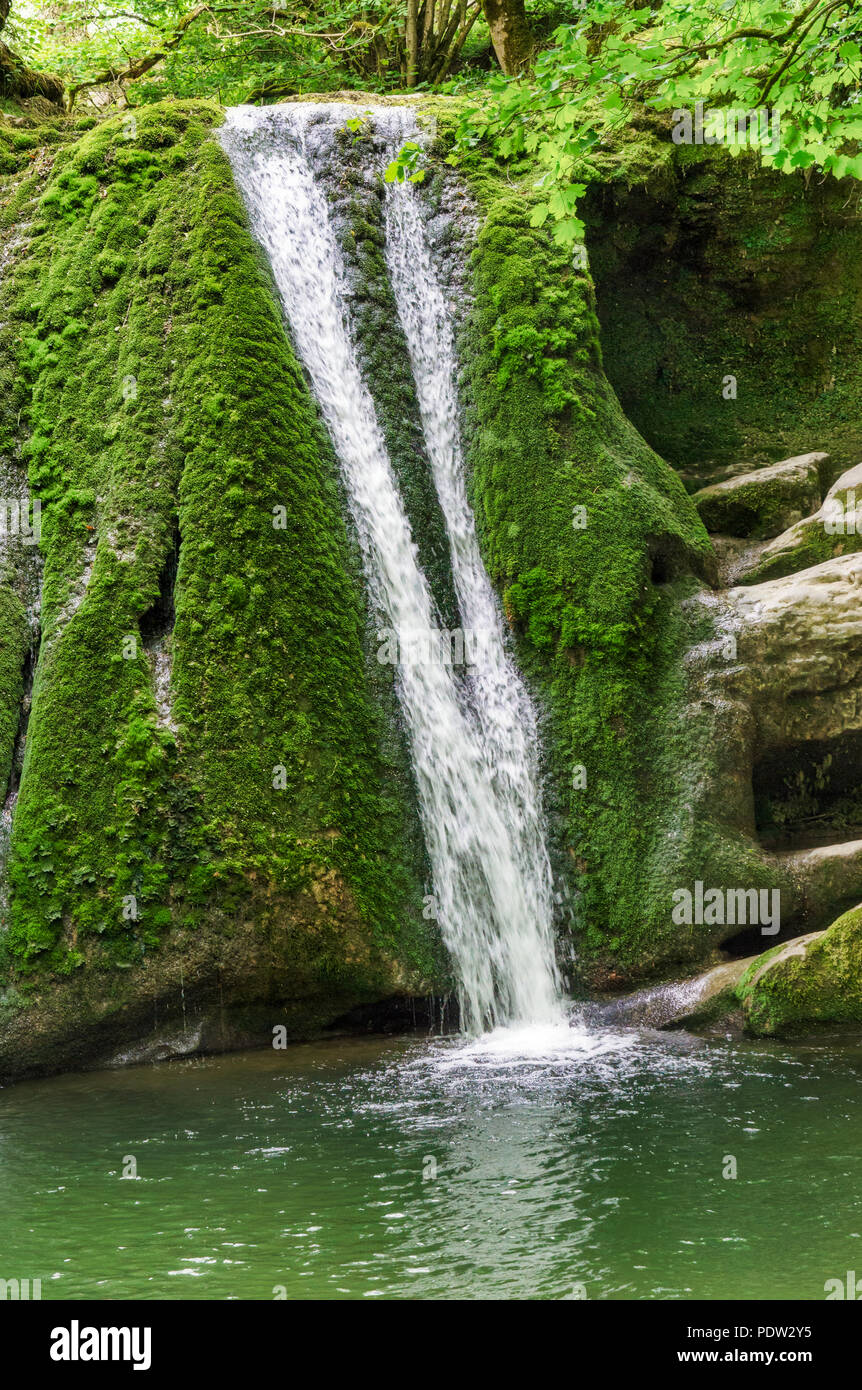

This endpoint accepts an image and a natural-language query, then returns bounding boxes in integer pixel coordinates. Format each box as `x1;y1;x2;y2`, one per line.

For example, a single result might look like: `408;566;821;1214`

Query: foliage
9;0;494;104
384;136;426;181
450;1;862;243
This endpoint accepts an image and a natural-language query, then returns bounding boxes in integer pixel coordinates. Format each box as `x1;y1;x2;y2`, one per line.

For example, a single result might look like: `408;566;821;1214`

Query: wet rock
589;956;755;1030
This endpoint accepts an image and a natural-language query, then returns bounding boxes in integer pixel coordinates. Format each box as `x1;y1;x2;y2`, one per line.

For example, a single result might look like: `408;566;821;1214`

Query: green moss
583;147;862;484
0;116;65;179
742;527;845;584
0;101;440;1005
0;586;27;796
736;905;862;1036
450;138;728;980
740;466;862;583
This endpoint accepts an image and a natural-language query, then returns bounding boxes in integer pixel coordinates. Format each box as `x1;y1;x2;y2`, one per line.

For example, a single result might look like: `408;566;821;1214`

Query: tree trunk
0;43;65;104
483;0;533;75
406;0;420;87
0;1;65;105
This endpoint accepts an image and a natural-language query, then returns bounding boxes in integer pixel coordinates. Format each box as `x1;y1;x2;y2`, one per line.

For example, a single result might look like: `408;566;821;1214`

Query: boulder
692;452;830;539
737;461;862;584
736;904;862;1035
729;553;862;750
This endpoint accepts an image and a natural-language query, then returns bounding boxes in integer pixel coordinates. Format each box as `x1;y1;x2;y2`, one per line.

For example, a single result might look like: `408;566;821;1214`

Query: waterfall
221;104;564;1034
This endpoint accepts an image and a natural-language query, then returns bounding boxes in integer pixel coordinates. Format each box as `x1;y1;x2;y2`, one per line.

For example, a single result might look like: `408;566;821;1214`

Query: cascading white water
221;104;564;1034
378;109;559;977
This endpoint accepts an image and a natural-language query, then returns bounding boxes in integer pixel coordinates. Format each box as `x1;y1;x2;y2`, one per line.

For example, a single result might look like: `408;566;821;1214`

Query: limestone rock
591;956;755;1030
729;553;862;750
667;551;862;950
692;452;830;539
736;904;862;1035
737;461;862;584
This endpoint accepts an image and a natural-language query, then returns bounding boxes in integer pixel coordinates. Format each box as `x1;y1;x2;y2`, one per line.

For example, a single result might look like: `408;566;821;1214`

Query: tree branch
66;3;211;107
674;0;825;61
757;0;851;103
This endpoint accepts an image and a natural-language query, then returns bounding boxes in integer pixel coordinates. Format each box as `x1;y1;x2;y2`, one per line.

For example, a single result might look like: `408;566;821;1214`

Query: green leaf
552;217;585;246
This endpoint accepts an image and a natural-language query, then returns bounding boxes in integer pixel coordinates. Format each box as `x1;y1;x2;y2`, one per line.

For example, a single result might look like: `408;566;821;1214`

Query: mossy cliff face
440;117;862;991
1;95;861;1072
0;101;441;1079
441;126;755;986
459;183;718;981
583;141;862;488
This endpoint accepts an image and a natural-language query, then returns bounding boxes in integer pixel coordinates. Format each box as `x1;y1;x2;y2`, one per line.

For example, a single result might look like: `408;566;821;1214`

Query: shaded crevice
5;638;36;801
140;527;179;730
0;632;39;926
753;732;862;852
647;532;705;587
327;992;458;1036
582;162;862;487
721;920;804;958
650;552;672;585
139;527;179;643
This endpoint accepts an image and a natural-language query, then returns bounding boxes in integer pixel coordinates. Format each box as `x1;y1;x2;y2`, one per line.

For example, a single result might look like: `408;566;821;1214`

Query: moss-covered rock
0;585;27;796
3;91;862;1071
692;453;830;539
0;100;442;1079
736;905;862;1036
739;461;862;584
450;128;754;983
452;121;862;985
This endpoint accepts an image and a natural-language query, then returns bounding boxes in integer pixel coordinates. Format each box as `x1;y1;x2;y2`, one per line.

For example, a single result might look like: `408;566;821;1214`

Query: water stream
220;106;562;1034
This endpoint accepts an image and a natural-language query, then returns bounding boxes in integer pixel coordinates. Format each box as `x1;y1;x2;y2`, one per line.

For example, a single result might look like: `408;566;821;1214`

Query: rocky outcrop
672;458;862;956
736;904;862;1035
692;452;831;540
585;150;862;486
600;905;862;1038
735;461;862;585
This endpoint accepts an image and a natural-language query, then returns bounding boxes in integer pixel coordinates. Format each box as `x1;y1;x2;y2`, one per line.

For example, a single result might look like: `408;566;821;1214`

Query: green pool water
2;1021;861;1300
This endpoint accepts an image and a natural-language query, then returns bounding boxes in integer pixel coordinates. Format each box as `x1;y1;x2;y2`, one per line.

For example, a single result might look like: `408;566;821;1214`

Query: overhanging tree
1;0;64;104
451;0;862;244
13;0;542;106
